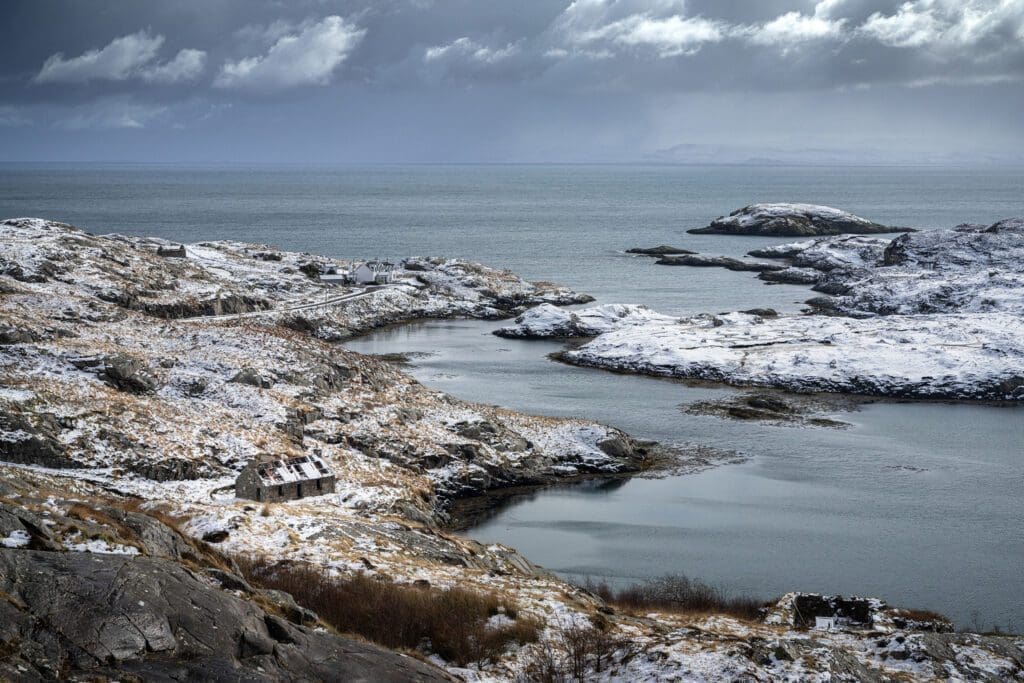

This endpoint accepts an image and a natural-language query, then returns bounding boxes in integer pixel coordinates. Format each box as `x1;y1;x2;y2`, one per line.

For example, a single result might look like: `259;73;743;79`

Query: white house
351;260;398;285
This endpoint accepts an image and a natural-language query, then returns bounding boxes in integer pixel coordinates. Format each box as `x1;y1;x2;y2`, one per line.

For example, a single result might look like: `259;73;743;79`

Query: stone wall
235;467;336;503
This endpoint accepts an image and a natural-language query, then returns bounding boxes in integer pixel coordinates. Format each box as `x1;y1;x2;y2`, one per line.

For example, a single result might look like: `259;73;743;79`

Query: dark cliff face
0;490;452;682
0;549;451;682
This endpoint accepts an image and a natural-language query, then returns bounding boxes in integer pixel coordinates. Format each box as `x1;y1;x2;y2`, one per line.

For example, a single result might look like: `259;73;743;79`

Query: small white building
351;260;398;285
814;616;839;631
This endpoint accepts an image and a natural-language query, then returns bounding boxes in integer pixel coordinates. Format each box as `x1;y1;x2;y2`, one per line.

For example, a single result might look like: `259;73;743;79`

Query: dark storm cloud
0;0;1021;161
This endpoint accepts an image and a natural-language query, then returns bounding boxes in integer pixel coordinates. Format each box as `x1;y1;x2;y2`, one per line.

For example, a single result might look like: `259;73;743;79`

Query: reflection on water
346;317;1024;629
449;477;632;530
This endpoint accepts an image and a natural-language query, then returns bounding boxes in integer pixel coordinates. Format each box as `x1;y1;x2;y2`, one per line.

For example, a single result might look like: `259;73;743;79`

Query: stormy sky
1;0;1022;164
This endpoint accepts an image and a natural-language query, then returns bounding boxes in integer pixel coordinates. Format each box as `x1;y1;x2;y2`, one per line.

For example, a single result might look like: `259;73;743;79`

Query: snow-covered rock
752;234;890;271
688;203;909;236
494;303;672;338
562;311;1024;400
755;218;1024;316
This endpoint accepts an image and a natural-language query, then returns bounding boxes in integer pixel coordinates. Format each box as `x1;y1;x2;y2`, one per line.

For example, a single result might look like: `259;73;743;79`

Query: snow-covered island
563;310;1024;400
514;217;1024;401
688;203;913;236
2;218;1021;681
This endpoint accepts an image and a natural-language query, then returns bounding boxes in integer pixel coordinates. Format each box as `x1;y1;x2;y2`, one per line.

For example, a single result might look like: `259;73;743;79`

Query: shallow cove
346;317;1024;630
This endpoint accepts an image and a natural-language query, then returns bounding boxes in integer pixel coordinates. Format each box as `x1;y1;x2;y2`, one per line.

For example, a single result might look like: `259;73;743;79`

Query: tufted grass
236;554;541;666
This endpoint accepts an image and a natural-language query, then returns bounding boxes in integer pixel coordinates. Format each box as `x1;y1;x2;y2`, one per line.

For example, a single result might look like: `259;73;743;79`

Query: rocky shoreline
2;218;1022;681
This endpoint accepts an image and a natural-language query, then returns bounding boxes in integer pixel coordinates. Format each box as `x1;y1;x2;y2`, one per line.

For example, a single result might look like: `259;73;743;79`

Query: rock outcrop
626;245;696;256
0;549;451;681
750;219;1024;316
655;254;786;272
688;203;911;236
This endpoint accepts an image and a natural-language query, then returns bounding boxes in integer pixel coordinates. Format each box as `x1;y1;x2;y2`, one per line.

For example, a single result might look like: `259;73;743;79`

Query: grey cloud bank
1;0;1022;163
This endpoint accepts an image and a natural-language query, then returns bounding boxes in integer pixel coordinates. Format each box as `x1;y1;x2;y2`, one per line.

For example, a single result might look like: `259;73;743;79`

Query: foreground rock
0;549;450;682
2;471;1019;682
688;203;911;236
555;310;1024;401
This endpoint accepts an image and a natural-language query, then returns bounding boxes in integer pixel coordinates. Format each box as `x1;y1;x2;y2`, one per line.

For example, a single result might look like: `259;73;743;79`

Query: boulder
139;294;271;319
100;354;157;393
231;367;275;389
758;267;821;285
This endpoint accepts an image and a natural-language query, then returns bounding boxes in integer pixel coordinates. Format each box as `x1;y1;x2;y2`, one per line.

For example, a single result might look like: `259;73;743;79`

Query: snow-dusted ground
0;218;590;340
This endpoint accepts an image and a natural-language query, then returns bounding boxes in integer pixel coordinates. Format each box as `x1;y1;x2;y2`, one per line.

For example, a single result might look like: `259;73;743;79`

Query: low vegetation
236;554;541;666
582;574;769;620
520;618;635;683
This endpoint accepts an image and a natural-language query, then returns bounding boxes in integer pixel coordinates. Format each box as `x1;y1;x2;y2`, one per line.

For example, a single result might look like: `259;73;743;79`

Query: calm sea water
3;163;1022;627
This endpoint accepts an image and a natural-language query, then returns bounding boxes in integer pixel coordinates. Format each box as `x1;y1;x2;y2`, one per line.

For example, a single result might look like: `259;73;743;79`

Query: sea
2;163;1022;627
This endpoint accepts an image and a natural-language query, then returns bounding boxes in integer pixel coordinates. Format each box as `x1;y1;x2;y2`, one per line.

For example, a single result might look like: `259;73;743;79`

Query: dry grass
237;555;541;666
899;607;949;623
66;502;143;549
582;575;769;621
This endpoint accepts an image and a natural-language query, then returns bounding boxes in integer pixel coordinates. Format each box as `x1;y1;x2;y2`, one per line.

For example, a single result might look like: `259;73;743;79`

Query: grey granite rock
0;549;453;682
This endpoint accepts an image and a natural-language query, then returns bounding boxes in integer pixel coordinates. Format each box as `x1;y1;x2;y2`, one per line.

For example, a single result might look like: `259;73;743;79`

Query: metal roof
254;454;332;486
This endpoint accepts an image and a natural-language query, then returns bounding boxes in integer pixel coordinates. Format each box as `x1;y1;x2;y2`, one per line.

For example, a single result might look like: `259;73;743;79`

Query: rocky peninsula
2;218;1021;681
687;203;913;236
